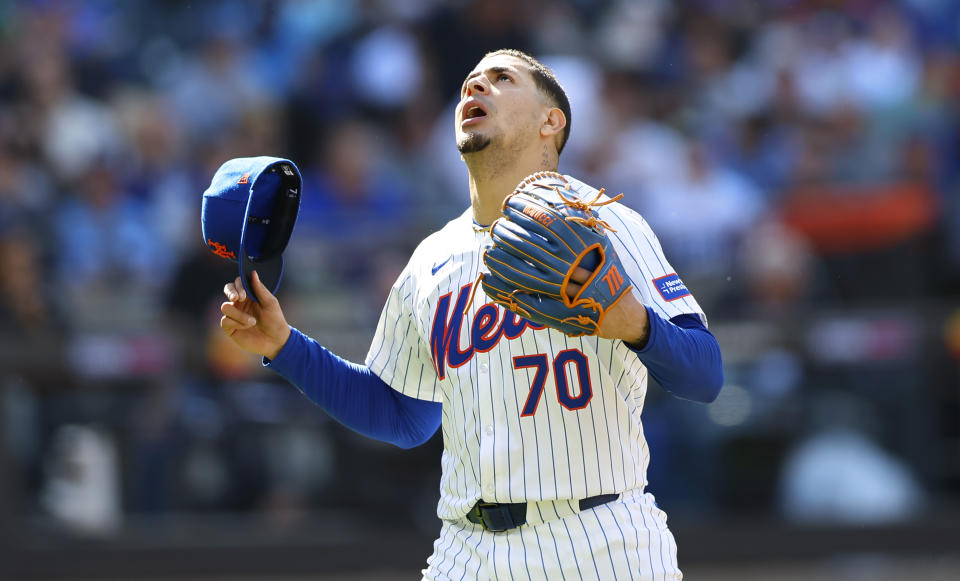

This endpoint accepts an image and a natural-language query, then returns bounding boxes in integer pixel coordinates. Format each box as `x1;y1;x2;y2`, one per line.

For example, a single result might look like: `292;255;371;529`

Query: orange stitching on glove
467;272;535;320
486;254;563;295
559;314;599;337
464;272;486;314
492;291;532;318
560;243;605;308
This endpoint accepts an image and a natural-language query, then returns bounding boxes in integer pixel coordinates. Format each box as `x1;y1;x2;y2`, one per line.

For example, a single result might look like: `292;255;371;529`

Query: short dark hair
485;49;572;155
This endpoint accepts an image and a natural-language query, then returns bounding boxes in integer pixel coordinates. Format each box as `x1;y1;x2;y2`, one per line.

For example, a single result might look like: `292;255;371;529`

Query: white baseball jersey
365;174;703;580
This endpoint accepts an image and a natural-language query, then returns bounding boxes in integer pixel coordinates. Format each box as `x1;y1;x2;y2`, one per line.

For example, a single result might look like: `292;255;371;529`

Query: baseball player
217;49;723;580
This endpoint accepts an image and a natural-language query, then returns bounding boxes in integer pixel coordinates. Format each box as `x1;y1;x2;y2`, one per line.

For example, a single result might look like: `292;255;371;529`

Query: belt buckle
476;502;515;532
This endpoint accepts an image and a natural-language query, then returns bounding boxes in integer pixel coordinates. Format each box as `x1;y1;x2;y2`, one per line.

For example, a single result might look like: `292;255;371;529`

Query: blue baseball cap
201;156;302;302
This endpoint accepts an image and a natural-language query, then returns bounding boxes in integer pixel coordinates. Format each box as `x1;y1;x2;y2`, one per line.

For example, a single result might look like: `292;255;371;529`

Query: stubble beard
457;131;491;155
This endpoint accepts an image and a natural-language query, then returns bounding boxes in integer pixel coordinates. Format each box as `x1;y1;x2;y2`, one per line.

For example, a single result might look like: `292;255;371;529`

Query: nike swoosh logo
431;256;452;276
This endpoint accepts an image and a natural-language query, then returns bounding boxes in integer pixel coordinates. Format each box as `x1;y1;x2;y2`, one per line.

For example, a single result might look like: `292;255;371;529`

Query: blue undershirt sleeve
627;307;724;403
263;327;442;449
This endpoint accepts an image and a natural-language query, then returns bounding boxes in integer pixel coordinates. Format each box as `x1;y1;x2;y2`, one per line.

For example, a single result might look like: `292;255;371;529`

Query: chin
457;132;491;154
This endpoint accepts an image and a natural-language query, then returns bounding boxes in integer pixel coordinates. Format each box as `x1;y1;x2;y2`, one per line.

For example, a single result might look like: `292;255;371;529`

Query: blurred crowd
1;0;959;537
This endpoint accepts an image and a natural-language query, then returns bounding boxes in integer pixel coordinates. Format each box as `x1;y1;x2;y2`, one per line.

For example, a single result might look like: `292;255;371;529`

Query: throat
465;141;558;225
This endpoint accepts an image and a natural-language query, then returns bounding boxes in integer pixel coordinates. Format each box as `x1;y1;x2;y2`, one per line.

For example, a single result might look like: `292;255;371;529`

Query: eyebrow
461;66;516;94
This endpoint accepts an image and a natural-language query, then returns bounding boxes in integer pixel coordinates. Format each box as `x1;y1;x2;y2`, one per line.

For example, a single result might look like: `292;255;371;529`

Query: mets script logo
430;283;543;380
237;172;251;185
207;239;236;260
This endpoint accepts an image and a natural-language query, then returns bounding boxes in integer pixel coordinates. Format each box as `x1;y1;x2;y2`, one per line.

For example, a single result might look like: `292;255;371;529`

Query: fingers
569;266;593;284
564;267;592;299
224;276;246;302
222;272;277;305
220;301;256;331
249;270;278;307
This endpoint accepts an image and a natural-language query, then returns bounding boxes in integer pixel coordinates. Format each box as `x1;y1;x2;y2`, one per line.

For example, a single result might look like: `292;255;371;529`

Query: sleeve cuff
262;326;303;370
625;306;661;354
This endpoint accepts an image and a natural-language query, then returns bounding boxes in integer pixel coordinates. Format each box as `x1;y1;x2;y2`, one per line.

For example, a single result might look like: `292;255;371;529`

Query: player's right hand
220;270;291;360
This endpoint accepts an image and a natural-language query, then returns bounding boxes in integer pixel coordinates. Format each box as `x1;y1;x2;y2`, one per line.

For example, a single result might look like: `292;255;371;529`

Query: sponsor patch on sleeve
652;273;691;302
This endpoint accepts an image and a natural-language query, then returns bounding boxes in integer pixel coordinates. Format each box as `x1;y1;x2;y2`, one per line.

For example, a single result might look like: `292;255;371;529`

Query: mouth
465;105;486;119
461;100;488;126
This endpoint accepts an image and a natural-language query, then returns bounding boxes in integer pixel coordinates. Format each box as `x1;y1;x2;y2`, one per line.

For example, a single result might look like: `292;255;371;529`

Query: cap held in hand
201;156;302;302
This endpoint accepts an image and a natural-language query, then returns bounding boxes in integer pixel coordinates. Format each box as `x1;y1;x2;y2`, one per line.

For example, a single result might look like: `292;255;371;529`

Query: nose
465;77;488;97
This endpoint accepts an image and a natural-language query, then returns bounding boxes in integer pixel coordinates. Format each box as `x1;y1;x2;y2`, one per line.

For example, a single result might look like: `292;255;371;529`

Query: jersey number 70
513;349;593;416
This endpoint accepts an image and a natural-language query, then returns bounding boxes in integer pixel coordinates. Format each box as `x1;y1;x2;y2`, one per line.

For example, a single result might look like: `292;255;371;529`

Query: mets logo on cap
201;156;302;302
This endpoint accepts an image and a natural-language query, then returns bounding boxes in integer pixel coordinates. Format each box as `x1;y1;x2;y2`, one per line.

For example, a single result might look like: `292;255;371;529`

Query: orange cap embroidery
207;239;236;259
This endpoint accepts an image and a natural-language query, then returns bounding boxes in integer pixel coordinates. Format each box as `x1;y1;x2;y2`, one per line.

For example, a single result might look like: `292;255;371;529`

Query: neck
466;142;558;226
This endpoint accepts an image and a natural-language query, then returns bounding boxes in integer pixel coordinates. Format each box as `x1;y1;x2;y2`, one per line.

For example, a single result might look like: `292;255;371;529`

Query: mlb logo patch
652;273;690;302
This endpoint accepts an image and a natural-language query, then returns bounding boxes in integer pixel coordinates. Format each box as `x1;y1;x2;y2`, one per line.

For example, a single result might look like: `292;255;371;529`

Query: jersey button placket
478;358;496;501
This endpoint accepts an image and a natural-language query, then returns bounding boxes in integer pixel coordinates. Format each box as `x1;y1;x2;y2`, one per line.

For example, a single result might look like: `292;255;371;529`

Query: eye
497;73;511;82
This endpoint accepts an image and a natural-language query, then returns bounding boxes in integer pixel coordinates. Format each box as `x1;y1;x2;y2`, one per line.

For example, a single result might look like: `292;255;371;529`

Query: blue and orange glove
480;172;633;337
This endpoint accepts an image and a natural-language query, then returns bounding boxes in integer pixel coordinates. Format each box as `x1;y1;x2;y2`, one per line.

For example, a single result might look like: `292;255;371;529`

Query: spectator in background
592;70;690;196
638;140;766;307
295;119;410;285
112;92;197;263
165;34;269;143
725;114;799;197
21;44;123;184
844;6;921;112
779;391;923;525
0;228;57;337
791;12;856;116
54;160;167;297
738;220;818;313
0;224;67;505
0;149;56;253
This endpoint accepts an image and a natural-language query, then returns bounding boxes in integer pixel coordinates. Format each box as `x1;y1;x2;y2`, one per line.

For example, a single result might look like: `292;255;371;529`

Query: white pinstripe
367;175;701;579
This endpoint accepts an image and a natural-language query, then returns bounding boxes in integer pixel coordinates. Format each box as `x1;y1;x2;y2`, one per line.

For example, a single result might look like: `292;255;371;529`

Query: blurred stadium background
1;0;959;579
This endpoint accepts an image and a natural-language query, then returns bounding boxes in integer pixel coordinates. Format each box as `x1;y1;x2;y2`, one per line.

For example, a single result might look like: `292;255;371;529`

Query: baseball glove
479;171;633;337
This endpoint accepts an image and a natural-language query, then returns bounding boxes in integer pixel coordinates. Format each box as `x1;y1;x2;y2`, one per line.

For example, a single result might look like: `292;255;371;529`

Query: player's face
455;55;548;155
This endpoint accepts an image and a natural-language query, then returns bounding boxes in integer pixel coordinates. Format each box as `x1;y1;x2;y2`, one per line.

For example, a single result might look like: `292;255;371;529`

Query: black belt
466;493;619;532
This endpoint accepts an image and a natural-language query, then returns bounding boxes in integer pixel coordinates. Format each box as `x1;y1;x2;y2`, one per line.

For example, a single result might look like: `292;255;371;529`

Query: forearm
265;327;441;448
627;307;724;403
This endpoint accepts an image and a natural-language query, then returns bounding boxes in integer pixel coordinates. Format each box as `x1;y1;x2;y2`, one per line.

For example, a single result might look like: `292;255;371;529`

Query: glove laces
516;171;623;233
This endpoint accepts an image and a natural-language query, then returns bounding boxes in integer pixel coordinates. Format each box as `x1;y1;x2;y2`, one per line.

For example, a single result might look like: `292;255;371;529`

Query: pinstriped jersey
365;174;705;521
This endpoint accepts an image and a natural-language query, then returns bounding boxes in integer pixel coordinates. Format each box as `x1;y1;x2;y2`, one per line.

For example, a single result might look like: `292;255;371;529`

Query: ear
540;107;566;141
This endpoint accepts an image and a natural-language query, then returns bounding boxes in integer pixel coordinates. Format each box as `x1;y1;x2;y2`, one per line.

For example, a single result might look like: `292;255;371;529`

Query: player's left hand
565;266;649;345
